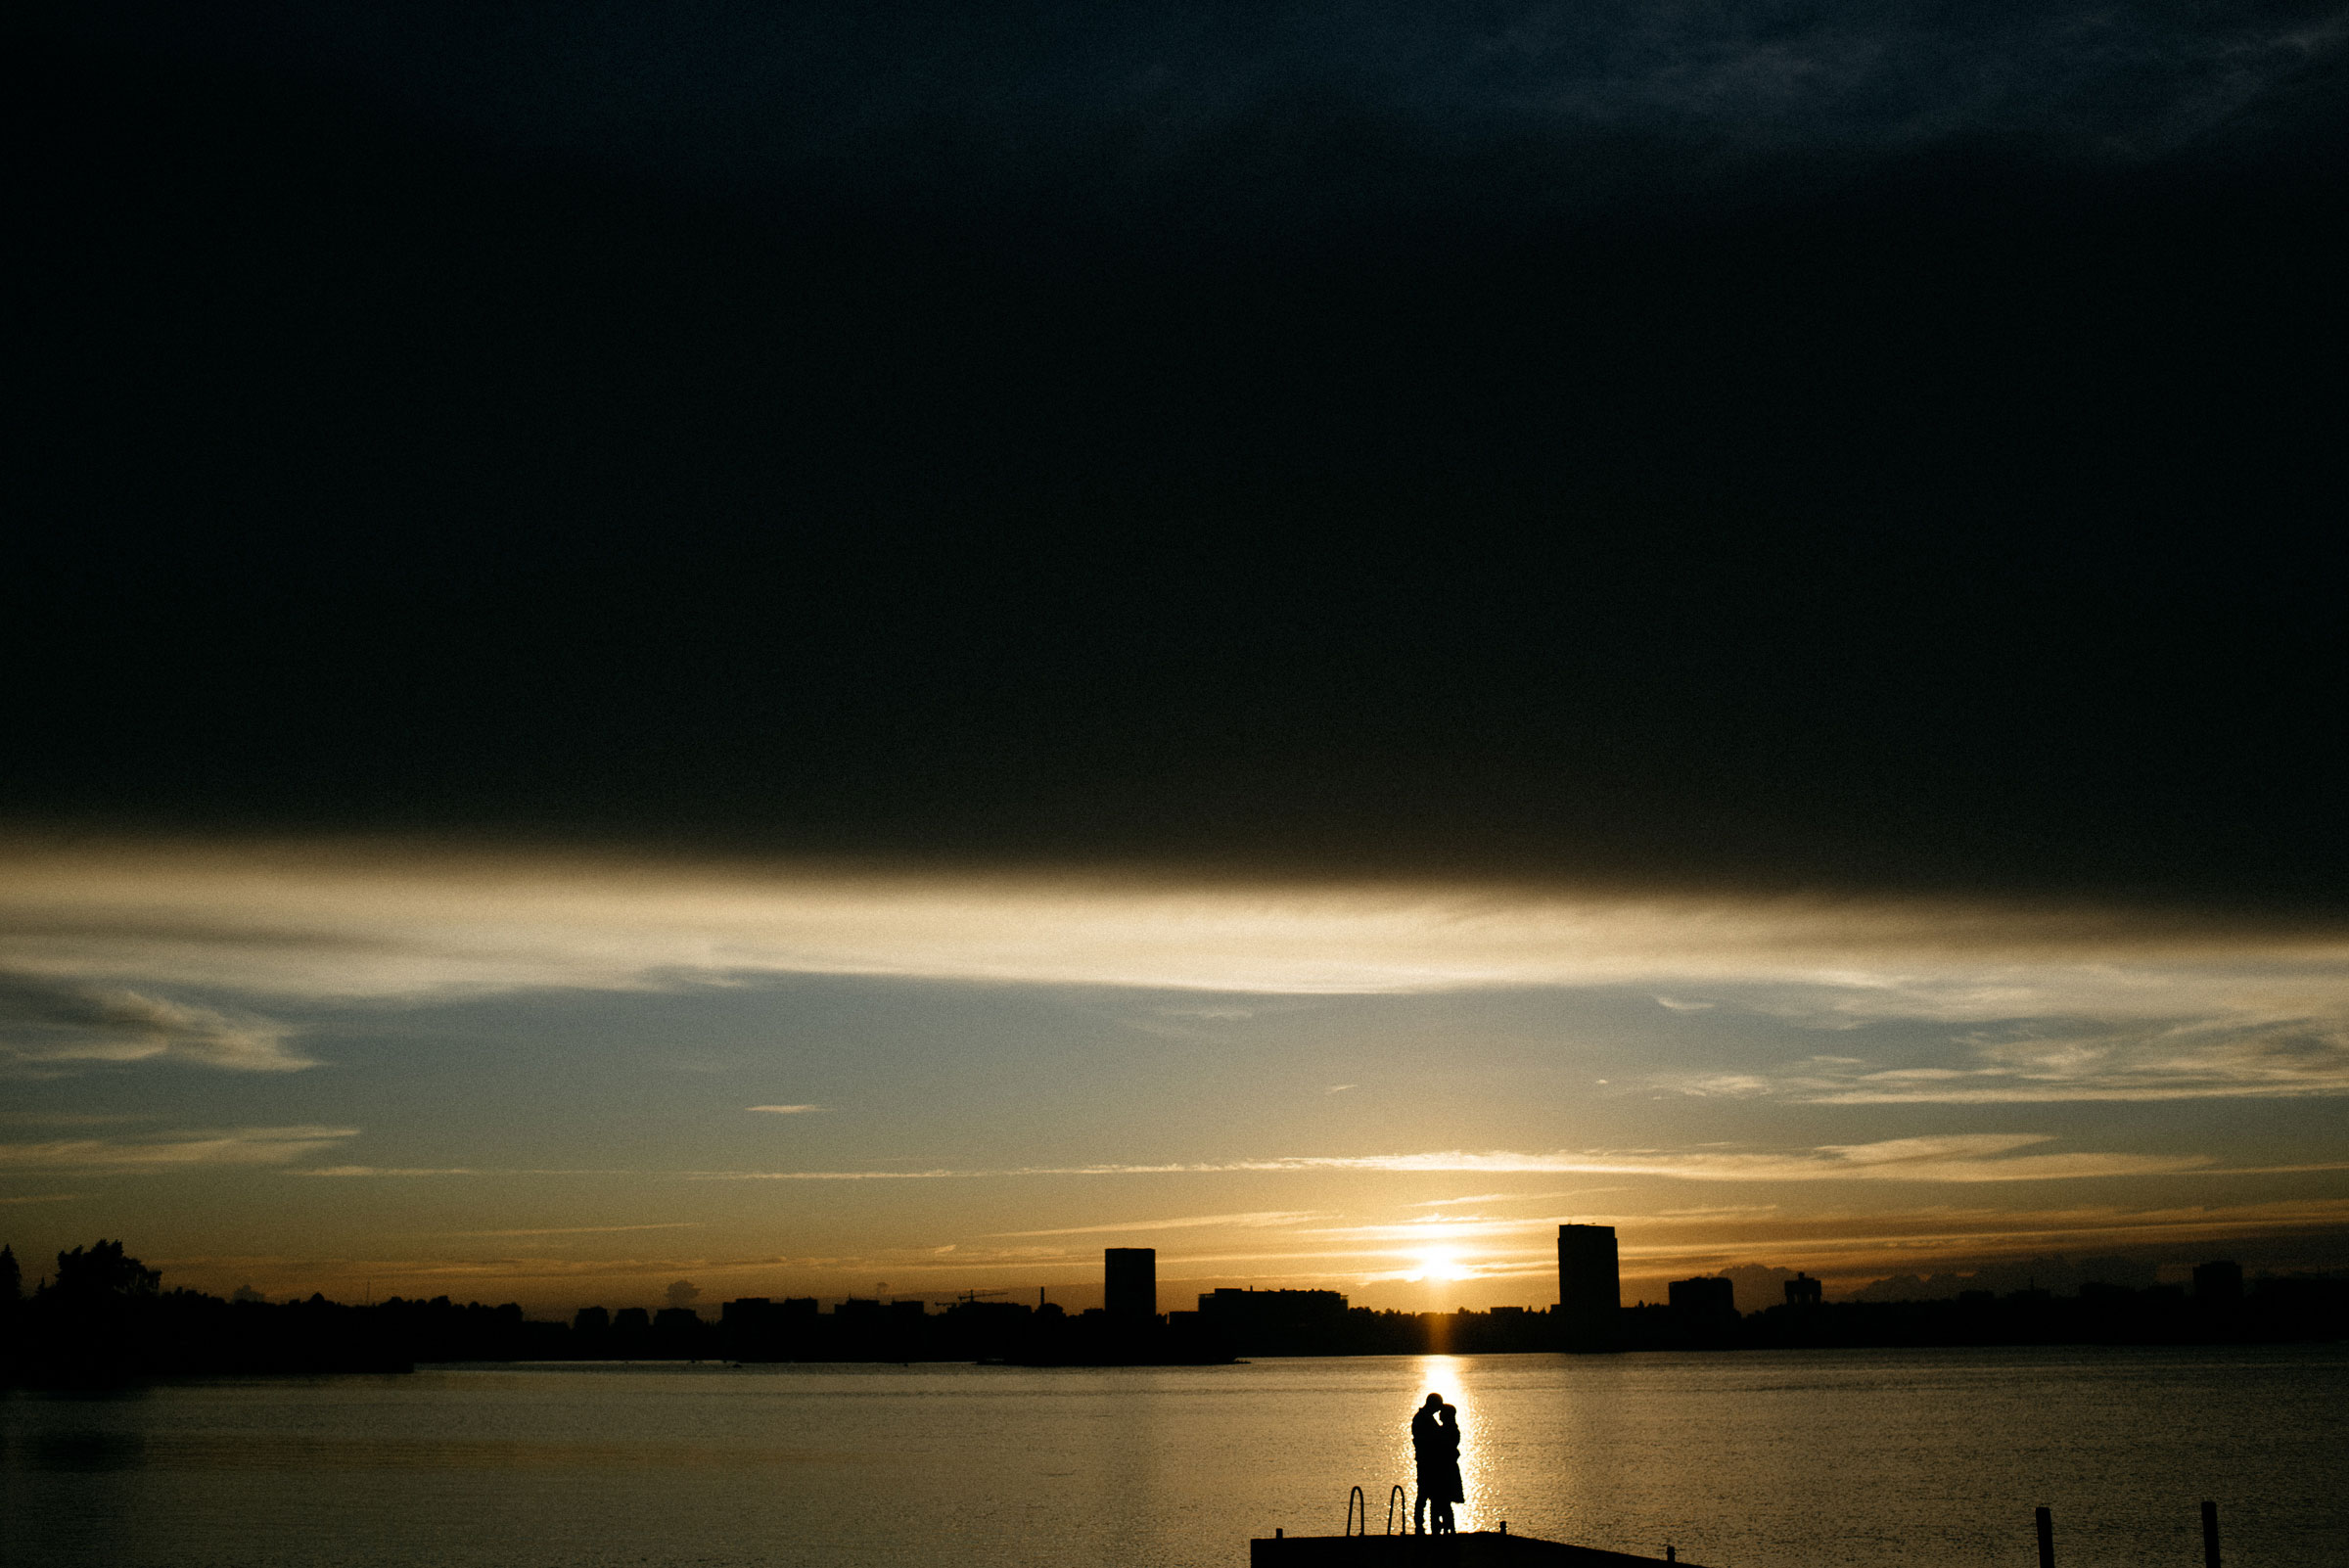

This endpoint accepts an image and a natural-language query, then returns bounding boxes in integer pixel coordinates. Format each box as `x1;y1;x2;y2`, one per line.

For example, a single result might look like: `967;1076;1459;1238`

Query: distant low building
1783;1272;1822;1309
1196;1287;1346;1353
1668;1276;1736;1320
1196;1287;1347;1320
2193;1260;2243;1305
943;1298;1028;1322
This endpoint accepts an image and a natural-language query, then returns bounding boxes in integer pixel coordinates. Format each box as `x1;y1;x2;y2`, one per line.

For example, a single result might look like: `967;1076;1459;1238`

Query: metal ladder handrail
1386;1484;1409;1535
1346;1486;1367;1537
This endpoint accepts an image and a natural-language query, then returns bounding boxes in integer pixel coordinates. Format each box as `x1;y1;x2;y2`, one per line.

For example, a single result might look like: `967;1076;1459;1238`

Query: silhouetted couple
1410;1392;1463;1534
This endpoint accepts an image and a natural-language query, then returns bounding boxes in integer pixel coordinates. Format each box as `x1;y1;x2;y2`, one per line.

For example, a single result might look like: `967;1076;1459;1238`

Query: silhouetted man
1410;1392;1445;1533
1428;1403;1463;1534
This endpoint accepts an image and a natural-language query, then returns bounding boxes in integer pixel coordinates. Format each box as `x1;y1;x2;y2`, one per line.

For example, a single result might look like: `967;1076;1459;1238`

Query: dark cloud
12;6;2349;903
0;975;309;1073
44;1;2349;220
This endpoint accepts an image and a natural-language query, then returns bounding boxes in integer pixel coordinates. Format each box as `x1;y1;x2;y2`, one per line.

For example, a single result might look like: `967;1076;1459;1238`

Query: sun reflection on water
1405;1355;1483;1535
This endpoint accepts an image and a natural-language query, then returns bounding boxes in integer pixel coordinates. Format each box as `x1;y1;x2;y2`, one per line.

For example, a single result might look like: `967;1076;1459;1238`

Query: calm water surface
4;1347;2343;1568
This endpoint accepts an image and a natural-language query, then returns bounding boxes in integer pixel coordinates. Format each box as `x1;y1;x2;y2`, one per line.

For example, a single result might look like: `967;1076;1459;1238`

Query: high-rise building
1783;1272;1823;1308
1105;1247;1157;1321
1556;1223;1620;1351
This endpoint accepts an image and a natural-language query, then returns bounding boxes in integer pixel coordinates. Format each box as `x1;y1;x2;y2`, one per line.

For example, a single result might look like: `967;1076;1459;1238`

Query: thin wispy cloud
1407;1193;1515;1207
0;1111;159;1125
0;1126;356;1173
294;1166;641;1178
1295;1217;1546;1241
990;1210;1326;1237
1199;1138;2212;1183
1657;1016;2349;1104
1600;1197;2349;1281
162;1252;826;1290
210;1138;2277;1191
0;972;310;1075
694;1136;2213;1185
1404;1188;1628;1208
747;1104;827;1114
441;1222;707;1238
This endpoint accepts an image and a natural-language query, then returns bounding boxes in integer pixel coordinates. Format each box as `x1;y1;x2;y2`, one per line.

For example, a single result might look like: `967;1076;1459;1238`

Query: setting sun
1405;1247;1471;1284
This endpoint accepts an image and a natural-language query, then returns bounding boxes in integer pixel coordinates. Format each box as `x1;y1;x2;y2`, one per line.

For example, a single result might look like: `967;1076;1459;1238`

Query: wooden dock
1252;1532;1701;1568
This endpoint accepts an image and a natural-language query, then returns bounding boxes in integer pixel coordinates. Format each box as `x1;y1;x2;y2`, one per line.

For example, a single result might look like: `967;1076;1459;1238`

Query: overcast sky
9;2;2347;1312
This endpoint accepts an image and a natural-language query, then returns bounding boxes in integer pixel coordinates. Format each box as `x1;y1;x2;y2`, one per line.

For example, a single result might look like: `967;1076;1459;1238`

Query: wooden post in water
2036;1506;2055;1568
2201;1500;2220;1568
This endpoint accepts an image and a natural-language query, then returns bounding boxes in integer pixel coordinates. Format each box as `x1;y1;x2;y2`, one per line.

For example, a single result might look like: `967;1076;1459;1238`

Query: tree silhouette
52;1240;161;1302
0;1243;19;1368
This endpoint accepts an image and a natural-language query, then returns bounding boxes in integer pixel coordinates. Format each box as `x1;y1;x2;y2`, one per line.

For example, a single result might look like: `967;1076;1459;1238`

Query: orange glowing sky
3;836;2345;1314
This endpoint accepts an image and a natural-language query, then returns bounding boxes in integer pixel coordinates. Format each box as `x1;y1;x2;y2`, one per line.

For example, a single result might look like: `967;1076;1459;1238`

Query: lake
4;1347;2343;1568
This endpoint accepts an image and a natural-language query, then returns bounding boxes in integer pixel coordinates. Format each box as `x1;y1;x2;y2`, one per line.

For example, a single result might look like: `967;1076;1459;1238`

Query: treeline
0;1241;562;1385
1625;1276;2349;1353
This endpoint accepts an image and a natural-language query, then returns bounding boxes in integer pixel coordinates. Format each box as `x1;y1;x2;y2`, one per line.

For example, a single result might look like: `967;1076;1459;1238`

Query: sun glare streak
1406;1355;1482;1534
1404;1245;1471;1284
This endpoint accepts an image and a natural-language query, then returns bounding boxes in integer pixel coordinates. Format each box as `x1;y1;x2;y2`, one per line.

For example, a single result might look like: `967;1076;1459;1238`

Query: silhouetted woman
1429;1403;1464;1534
1410;1393;1445;1533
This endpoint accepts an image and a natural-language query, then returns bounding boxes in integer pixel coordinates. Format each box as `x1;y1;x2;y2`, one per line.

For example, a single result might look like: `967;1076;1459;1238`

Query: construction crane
953;1288;1009;1305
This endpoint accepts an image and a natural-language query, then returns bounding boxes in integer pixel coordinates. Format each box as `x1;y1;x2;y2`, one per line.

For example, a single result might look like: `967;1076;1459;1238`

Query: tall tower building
1105;1247;1158;1321
1556;1224;1620;1351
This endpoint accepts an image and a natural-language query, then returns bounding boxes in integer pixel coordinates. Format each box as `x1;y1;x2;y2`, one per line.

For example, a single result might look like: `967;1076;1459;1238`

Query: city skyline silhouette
11;4;2348;1564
